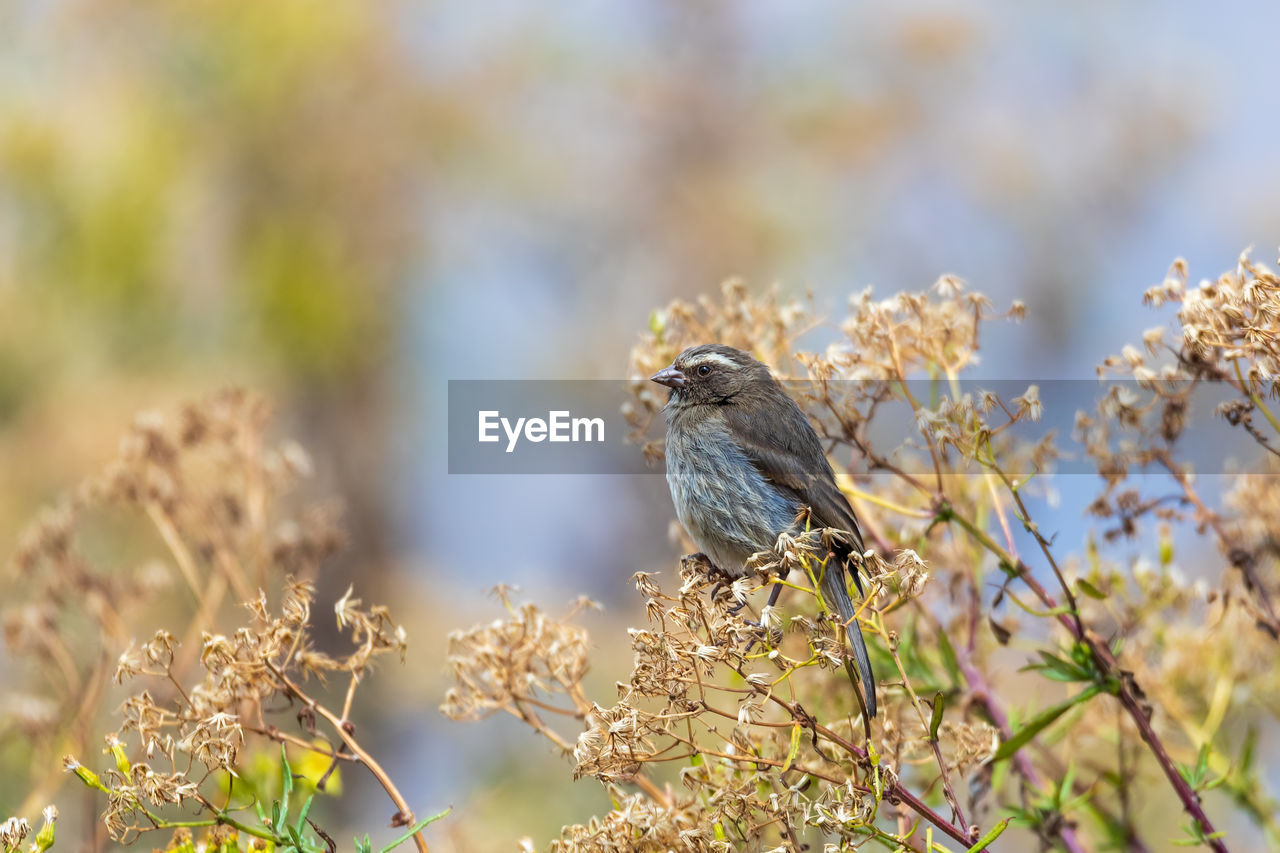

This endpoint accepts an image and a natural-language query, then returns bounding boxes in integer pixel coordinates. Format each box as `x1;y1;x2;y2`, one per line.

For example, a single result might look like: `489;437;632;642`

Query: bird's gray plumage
655;344;877;717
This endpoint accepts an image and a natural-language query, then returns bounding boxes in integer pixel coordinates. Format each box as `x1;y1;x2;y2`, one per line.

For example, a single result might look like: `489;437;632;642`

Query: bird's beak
650;366;686;389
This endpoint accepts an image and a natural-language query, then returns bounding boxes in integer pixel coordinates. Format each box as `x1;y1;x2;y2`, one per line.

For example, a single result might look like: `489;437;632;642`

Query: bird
651;343;877;717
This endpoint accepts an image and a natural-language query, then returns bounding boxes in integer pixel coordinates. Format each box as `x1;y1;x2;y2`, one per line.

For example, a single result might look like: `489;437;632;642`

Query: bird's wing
723;392;878;717
721;395;866;559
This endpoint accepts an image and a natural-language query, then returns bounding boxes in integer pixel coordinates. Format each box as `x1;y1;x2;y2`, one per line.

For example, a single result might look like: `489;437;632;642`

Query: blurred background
3;0;1280;849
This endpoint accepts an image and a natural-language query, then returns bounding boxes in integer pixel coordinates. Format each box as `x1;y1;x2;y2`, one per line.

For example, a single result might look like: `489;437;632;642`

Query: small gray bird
652;343;877;717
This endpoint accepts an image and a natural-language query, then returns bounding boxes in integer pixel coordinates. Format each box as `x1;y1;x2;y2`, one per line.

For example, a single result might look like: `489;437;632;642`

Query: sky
401;0;1280;605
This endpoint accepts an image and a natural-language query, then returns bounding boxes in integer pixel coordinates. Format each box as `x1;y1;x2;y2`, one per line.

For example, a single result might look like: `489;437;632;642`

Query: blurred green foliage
0;0;429;381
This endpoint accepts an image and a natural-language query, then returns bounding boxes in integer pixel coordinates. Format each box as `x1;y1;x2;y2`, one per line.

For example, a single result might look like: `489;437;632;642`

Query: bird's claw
742;618;784;653
681;552;725;577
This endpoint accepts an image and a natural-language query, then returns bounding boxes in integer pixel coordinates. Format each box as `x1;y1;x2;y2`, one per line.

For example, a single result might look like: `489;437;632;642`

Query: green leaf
1025;649;1093;683
1077;578;1108;599
928;692;946;742
281;744;294;809
1180;742;1216;791
1056;762;1078;807
355;834;373;853
992;686;1103;763
1006;589;1075;617
274;745;296;834
781;723;802;773
377;808;452;853
1172;820;1227;846
964;817;1012;851
297;793;316;834
1196;742;1210;777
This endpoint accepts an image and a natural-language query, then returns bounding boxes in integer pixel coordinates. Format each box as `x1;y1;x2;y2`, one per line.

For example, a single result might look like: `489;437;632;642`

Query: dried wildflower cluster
447;540;957;853
450;260;1280;851
625;277;1039;483
73;574;414;845
0;807;55;853
442;588;594;750
8;255;1280;851
547;790;716;853
1088;250;1280;639
1131;250;1280;380
3;391;433;853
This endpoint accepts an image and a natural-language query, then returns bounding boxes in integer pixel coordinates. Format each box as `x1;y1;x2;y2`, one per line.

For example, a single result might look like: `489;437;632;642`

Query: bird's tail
819;562;877;718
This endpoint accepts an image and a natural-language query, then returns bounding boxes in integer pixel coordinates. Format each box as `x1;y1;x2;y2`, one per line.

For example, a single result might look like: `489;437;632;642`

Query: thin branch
265;661;431;853
942;500;1230;852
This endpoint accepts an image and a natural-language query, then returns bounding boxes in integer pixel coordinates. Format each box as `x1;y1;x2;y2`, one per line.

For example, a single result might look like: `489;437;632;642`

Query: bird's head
650;344;775;406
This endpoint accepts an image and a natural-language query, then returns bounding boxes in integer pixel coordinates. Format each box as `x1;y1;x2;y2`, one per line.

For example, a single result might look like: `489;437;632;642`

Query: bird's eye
697;364;712;376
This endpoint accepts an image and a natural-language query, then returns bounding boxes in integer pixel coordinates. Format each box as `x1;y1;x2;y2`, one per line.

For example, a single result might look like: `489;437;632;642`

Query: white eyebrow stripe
687;353;739;370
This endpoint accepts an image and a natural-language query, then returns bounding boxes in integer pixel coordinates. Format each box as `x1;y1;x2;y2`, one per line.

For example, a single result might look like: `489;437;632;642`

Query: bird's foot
681;552;724;578
682;553;736;602
742;618;784;652
706;579;740;609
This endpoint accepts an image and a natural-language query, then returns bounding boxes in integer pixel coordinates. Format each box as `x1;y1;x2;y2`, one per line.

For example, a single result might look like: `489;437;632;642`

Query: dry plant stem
523;678;668;809
1230;356;1280;440
774;804;803;852
145;502;204;597
984;462;1081;632
148;497;256;605
39;632;81;698
944;367;1021;567
728;665;982;852
266;662;430;853
244;723;357;763
887;338;946;493
982;473;1019;564
240;427;270;592
630;773;671;809
816;385;932;496
1155;451;1280;637
662;738;841;784
853;494;1067;832
509;698;576;753
18;654;107;819
894;808;914;850
883;635;970;835
214;551;258;617
910;604;1094;853
848;465;1094;849
824;724;978;850
342;671;361;720
177;572;229;675
945;504;1230;853
1172;349;1280;459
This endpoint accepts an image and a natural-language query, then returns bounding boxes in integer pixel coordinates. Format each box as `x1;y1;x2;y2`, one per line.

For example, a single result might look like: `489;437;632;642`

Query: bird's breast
663;418;798;574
